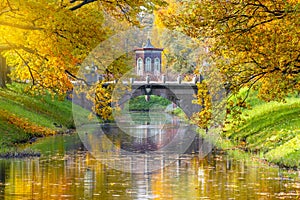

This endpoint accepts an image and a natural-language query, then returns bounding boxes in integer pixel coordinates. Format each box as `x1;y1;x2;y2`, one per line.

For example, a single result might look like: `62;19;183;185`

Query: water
0;112;299;200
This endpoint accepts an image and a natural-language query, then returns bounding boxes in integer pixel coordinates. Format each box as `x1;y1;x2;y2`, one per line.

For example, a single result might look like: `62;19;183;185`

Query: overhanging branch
69;0;98;11
65;70;91;86
0;44;35;54
4;39;36;84
0;21;43;30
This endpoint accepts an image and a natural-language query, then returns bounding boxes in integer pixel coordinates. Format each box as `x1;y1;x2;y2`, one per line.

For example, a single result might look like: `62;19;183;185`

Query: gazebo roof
143;38;154;48
134;38;163;51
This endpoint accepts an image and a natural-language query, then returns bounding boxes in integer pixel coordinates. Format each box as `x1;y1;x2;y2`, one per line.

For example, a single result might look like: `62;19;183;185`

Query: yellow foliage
158;0;300;124
0;109;55;136
0;0;110;96
191;81;212;129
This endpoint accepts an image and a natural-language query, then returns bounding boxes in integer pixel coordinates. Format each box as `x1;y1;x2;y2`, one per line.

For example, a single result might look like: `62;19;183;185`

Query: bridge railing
98;74;201;85
72;74;203;86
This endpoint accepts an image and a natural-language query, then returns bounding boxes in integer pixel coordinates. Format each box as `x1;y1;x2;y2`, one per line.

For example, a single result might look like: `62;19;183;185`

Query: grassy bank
0;83;88;156
223;94;300;169
122;88;300;168
1;83;299;168
126;95;171;111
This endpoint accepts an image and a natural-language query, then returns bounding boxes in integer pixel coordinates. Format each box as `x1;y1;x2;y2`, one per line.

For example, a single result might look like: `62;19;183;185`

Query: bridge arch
113;82;201;118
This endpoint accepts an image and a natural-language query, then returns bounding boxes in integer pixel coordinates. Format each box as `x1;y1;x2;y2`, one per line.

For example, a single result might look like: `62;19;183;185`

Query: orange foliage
0;109;55;136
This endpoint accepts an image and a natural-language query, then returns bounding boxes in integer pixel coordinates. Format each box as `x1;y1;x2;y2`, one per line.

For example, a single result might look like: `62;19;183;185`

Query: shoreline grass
0;83;89;157
223;94;300;169
1;83;299;168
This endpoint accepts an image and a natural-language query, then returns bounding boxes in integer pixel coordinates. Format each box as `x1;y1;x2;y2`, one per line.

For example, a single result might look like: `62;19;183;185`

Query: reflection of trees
2;152;134;199
84;167;95;199
0;160;10;197
0;141;296;199
149;154;286;199
100;112;181;152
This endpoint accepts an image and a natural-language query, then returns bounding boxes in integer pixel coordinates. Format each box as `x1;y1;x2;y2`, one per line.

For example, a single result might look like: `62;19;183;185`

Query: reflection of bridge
112;112;182;152
78;121;211;174
108;75;202;118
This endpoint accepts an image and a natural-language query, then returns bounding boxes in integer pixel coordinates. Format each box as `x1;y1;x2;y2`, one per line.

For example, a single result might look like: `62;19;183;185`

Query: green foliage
0;117;30;147
169;107;186;119
0;83;89;153
224;96;300;168
0;83;74;129
265;135;300;168
127;95;171;111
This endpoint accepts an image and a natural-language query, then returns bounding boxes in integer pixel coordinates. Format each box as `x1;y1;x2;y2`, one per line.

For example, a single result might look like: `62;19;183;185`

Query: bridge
72;74;203;118
107;74;202;118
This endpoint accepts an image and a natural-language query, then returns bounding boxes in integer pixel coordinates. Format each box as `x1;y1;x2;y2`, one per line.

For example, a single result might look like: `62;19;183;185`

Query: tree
152;8;201;75
0;54;7;88
157;0;300;125
69;0;167;25
0;1;107;93
0;0;167;93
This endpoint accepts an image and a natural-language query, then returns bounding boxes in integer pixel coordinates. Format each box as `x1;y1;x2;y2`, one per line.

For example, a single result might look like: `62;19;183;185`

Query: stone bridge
72;74;203;118
107;75;202;118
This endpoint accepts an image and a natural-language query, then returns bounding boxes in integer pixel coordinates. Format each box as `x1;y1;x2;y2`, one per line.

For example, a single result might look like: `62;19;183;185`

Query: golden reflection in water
0;131;299;200
0;152;299;200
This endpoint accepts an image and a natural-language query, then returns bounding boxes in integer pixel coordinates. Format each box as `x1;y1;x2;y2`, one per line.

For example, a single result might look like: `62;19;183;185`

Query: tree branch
65;70;91;86
3;39;36;84
0;21;43;30
14;51;35;85
0;44;35;54
69;0;98;11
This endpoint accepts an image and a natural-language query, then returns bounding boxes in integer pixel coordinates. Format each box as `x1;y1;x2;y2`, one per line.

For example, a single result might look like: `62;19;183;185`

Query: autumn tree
151;9;201;75
157;0;300;126
0;0;167;92
0;1;108;93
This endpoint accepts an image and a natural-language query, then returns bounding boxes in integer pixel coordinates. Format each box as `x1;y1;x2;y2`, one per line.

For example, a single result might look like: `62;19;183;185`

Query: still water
0;112;299;200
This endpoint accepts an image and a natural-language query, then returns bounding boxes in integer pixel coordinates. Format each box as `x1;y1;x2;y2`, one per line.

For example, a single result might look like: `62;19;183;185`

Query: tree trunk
0;54;7;88
6;65;11;84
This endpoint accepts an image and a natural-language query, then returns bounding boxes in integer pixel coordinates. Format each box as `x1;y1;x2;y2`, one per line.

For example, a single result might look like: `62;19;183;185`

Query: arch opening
116;84;193;118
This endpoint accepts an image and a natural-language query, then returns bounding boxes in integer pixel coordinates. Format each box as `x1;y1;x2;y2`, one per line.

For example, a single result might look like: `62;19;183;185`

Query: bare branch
0;8;10;16
0;46;13;51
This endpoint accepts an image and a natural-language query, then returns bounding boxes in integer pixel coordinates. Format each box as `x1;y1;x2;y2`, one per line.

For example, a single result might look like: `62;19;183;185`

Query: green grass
126;95;172;111
0;84;74;129
169;107;187;119
224;92;300;168
0;83;90;155
0;117;30;146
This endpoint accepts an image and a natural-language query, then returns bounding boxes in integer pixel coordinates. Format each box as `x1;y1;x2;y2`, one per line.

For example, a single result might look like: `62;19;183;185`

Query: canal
0;112;299;199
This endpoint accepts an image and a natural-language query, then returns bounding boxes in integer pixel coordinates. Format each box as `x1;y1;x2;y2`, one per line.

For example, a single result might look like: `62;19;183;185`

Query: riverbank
1;83;299;169
0;83;88;157
222;95;300;169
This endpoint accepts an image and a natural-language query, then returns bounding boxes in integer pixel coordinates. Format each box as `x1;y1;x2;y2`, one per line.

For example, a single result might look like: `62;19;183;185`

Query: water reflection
91;112;191;152
0;150;299;200
77;112;202;173
0;112;299;199
101;117;188;153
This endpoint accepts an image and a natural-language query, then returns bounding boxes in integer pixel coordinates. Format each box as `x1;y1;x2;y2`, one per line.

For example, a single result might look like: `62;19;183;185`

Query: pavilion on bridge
134;39;164;77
